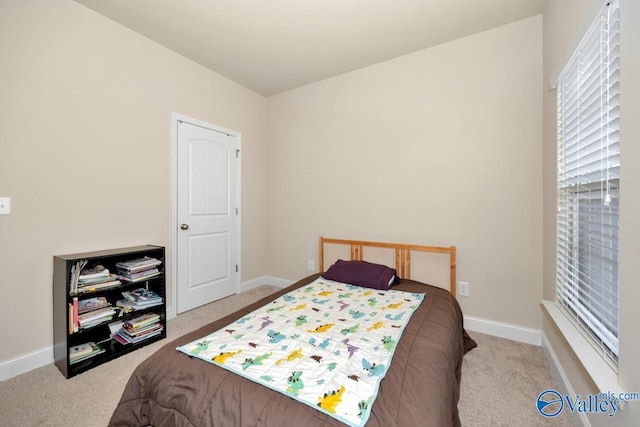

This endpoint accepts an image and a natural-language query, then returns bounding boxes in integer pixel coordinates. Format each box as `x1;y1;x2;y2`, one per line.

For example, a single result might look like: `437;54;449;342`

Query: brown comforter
109;274;476;427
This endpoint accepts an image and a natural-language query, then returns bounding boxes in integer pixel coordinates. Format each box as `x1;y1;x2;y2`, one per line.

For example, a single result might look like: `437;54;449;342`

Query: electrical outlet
308;260;315;271
458;281;469;297
0;197;10;215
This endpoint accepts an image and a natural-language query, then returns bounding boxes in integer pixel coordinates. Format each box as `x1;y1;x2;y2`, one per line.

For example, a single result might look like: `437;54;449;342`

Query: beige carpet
459;332;574;426
0;285;574;426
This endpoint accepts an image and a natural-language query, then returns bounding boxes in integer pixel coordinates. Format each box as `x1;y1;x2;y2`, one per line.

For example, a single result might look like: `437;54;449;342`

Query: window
555;0;620;366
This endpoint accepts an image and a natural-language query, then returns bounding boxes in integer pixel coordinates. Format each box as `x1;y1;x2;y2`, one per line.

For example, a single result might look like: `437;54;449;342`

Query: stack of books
116;257;162;283
69;296;117;333
113;312;163;345
69;260;87;294
77;305;117;329
77;264;121;294
69;341;105;365
117;288;163;312
78;296;109;314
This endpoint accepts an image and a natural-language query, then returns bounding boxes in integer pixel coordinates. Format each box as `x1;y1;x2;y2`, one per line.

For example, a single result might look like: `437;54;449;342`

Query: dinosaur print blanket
177;276;425;427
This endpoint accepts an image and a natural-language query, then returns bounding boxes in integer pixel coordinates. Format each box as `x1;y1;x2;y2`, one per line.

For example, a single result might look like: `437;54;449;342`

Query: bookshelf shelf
53;245;166;378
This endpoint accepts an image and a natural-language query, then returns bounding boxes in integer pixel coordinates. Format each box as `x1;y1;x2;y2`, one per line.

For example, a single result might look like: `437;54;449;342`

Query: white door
176;119;239;313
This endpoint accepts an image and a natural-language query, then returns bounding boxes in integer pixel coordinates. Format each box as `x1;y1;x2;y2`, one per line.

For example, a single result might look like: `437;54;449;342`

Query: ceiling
74;0;547;96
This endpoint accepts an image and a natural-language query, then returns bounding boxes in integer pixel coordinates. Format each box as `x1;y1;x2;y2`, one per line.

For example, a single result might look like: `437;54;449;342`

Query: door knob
180;223;189;230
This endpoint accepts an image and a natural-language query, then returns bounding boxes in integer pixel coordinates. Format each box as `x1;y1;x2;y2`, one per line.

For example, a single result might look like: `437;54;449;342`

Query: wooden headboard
319;237;457;296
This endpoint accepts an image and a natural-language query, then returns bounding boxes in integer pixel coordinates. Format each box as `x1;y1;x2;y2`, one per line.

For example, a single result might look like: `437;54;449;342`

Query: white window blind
556;0;620;365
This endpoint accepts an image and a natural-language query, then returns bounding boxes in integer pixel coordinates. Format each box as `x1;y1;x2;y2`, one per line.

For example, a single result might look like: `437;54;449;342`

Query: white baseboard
541;333;591;427
0;346;52;382
242;277;545;348
0;277;290;381
464;315;542;346
239;275;294;293
0;278;541;383
166;304;175;320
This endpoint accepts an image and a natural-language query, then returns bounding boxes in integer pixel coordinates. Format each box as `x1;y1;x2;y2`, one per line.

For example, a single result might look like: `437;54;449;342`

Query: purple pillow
323;259;397;290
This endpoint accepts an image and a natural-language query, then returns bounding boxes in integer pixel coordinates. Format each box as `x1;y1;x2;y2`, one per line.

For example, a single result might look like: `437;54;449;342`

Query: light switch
0;197;11;215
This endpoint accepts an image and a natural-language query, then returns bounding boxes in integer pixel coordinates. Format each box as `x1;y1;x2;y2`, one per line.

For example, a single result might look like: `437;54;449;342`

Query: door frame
170;113;242;318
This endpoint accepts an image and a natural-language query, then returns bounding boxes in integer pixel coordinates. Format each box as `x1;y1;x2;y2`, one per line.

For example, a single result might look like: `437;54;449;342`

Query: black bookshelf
53;245;166;378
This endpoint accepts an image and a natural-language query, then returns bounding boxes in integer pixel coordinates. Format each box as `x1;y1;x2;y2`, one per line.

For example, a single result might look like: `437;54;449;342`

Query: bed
109;237;476;427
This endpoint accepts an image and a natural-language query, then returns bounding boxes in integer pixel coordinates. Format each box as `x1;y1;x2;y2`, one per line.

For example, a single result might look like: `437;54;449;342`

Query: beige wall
0;0;268;363
542;0;640;425
267;16;543;329
5;4;637;419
